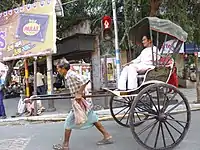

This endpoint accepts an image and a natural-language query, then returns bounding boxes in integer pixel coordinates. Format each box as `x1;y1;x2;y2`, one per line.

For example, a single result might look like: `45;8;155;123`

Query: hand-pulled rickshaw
104;17;191;150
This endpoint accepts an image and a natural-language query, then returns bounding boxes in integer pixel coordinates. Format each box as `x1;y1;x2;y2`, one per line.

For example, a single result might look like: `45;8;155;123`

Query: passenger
118;35;159;90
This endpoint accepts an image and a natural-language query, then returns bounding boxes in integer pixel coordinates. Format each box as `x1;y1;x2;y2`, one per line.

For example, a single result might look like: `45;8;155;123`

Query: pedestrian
36;68;45;114
53;61;113;150
36;68;45;95
0;74;6;119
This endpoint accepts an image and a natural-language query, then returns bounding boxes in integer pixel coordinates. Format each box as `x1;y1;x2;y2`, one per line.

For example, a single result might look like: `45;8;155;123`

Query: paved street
0;111;199;150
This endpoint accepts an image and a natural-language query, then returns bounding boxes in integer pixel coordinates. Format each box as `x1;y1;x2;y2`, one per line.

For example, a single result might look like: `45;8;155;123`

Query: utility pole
33;57;37;115
112;0;121;86
46;55;56;112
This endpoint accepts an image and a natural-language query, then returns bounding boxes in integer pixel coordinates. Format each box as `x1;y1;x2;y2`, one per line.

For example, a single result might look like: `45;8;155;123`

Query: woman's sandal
53;144;69;150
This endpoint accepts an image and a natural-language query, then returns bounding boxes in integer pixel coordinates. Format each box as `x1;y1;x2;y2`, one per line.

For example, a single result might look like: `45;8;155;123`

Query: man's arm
123;53;141;67
72;73;90;100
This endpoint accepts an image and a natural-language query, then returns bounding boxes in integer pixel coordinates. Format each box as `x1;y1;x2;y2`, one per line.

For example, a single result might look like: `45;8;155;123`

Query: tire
129;83;191;150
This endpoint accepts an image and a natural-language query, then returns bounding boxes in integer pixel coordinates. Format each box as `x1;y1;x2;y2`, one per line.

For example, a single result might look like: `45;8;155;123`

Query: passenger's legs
118;66;128;90
127;65;138;90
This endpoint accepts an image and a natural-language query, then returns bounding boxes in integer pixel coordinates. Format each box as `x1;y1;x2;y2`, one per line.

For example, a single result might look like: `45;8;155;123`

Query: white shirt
37;72;44;87
131;46;160;65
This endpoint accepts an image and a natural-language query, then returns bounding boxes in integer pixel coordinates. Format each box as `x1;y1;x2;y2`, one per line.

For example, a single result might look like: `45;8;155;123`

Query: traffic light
102;15;113;41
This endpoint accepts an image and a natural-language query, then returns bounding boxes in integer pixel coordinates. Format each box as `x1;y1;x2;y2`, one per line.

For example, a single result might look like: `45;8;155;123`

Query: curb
0;103;200;125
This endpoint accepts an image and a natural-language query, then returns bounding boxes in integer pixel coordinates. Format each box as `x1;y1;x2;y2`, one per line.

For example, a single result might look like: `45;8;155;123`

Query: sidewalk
1;88;200;124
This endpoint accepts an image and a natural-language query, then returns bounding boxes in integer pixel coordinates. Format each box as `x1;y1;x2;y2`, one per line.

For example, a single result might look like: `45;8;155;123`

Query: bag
72;99;88;126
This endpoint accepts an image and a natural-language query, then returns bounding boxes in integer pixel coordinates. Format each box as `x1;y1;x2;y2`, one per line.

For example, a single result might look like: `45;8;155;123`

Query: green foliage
57;0;200;49
0;0;20;11
160;0;200;45
1;0;200;50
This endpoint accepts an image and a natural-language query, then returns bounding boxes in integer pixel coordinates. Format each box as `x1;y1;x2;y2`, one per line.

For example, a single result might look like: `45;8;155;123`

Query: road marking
0;137;30;150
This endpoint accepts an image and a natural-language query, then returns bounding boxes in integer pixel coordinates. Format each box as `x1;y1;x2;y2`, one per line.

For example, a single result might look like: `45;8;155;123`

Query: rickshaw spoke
126;111;130;125
165;121;182;134
156;87;161;111
166;118;186;126
154;122;161;148
119;107;130;122
115;106;129;116
146;92;158;112
163;122;176;143
123;97;131;103
124;96;134;102
137;119;157;136
165;100;184;114
167;114;186;127
162;94;170;112
136;105;155;115
137;106;157;116
135;112;142;121
138;99;156;114
144;120;158;144
113;99;129;105
162;92;177;112
160;122;166;147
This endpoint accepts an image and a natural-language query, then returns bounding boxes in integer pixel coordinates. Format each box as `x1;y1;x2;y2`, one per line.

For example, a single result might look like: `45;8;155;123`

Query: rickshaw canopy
129;17;188;47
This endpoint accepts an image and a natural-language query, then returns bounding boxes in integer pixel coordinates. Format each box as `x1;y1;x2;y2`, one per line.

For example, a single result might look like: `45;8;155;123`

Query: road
0;111;200;150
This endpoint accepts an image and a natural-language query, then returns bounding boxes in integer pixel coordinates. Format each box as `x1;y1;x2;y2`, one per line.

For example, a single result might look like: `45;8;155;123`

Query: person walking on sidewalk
53;61;113;150
0;74;6;119
36;68;45;114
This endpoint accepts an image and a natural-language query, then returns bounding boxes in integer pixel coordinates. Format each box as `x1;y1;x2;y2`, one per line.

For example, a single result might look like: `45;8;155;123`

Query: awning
54;33;96;60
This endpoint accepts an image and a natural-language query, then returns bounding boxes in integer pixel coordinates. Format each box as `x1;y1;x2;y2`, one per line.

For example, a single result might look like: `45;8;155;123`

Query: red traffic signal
102;16;112;29
102;16;113;41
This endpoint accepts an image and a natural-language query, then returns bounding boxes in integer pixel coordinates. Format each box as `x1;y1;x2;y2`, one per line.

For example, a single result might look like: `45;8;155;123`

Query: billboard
0;0;56;61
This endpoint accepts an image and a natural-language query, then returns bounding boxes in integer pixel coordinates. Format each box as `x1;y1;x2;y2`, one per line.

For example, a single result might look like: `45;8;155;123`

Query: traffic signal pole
112;0;121;85
22;0;30;98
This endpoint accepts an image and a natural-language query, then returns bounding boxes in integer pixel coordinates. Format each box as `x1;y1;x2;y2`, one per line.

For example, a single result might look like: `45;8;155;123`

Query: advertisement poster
71;64;91;80
0;0;56;61
107;58;115;81
101;57;116;82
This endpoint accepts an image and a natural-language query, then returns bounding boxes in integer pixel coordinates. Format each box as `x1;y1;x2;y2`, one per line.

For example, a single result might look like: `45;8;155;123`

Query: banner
0;0;56;61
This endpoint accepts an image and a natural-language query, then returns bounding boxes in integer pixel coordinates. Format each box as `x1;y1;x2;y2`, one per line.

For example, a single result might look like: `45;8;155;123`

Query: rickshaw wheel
110;94;150;127
129;83;191;150
109;95;132;127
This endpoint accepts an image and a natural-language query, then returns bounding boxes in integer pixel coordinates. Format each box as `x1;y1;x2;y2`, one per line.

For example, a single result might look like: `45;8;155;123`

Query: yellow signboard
0;0;56;61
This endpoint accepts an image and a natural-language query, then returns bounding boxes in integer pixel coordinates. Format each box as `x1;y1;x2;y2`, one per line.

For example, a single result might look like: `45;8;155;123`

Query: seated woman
118;35;159;90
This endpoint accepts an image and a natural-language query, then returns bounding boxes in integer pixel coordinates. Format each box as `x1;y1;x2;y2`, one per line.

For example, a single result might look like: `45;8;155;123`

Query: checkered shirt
65;70;90;96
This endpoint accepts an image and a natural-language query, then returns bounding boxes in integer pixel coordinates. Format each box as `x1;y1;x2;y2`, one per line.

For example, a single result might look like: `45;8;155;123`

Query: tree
4;60;18;86
150;0;162;16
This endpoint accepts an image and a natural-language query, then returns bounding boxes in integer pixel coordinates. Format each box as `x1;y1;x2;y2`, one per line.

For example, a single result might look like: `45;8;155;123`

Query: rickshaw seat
137;70;148;75
136;56;175;86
